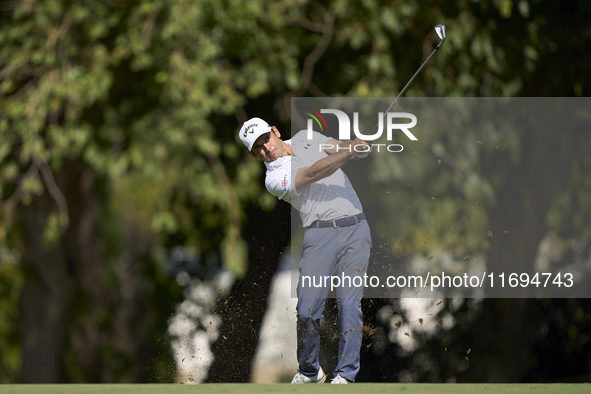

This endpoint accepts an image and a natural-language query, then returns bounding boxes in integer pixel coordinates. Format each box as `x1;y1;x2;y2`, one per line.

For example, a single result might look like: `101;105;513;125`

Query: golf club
356;24;446;157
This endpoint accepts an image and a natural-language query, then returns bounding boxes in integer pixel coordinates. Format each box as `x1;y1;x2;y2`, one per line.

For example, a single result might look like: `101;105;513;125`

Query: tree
0;0;263;382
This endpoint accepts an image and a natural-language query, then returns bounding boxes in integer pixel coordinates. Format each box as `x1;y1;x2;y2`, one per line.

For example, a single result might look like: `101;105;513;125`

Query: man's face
249;127;284;162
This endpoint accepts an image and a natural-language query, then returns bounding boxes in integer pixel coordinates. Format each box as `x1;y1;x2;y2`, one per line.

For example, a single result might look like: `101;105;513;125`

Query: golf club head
435;24;446;41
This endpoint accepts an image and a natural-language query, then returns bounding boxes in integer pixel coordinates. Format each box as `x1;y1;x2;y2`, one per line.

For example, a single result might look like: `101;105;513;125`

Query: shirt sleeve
265;157;300;201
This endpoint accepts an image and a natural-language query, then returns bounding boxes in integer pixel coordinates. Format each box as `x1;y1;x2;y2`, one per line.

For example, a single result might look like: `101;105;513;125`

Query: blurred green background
0;0;590;384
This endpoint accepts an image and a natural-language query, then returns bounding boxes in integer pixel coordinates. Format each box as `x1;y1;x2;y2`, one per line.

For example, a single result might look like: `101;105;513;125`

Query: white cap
239;117;273;151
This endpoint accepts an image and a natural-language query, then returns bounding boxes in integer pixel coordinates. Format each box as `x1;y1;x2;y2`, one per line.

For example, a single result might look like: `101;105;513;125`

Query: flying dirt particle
428;256;433;261
487;230;493;238
436;322;442;327
404;332;410;337
436;300;443;306
361;326;376;336
182;357;186;363
418;318;423;325
352;266;360;272
467;348;471;354
438;159;441;164
463;255;470;261
465;357;469;361
477;141;483;144
394;320;402;328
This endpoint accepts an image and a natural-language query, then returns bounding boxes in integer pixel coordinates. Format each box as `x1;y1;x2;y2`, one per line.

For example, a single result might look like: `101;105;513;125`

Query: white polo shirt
265;130;363;228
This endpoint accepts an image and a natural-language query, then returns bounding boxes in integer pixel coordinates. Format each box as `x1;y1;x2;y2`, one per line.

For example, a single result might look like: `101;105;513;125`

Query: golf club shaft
370;40;444;135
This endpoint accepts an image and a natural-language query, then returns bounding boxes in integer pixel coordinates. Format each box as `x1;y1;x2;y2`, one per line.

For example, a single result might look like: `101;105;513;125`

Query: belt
307;213;366;229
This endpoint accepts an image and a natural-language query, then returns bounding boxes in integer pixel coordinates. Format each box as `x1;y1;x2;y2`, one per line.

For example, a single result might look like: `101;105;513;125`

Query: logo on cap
243;123;258;138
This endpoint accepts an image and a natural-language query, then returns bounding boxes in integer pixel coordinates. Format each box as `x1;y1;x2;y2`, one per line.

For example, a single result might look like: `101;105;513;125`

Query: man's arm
294;138;368;192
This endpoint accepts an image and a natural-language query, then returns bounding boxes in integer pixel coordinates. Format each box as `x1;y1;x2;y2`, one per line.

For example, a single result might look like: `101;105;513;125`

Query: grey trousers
296;219;371;382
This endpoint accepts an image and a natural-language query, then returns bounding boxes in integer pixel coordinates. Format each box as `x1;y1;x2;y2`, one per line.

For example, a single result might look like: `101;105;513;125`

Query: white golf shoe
331;374;349;384
291;367;326;384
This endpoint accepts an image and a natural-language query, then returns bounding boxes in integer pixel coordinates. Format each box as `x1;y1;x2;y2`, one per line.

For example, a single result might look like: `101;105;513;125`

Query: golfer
239;117;372;384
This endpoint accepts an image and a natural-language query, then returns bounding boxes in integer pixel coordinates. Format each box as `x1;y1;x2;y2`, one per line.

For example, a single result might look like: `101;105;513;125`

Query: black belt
308;213;365;229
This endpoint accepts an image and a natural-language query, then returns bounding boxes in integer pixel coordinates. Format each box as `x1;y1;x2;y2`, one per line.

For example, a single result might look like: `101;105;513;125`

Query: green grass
0;384;589;394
